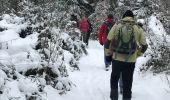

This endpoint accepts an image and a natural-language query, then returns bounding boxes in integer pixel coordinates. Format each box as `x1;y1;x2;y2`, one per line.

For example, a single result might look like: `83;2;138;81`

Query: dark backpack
104;21;114;36
112;21;137;54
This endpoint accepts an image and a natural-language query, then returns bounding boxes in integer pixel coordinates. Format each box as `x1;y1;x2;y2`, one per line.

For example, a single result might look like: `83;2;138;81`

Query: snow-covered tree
0;0;88;99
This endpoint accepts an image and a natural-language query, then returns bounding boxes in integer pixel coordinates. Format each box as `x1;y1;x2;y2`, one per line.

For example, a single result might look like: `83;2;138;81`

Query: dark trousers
104;45;111;66
81;33;87;43
81;32;88;46
110;60;135;100
86;33;90;46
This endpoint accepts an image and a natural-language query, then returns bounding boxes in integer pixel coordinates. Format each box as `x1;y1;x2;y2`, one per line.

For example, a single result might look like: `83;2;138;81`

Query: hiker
99;14;115;71
105;10;148;100
99;13;123;93
86;19;93;46
79;15;90;46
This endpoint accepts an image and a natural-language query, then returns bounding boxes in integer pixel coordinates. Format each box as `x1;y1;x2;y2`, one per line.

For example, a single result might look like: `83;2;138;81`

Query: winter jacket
79;19;89;33
99;18;114;45
105;17;148;62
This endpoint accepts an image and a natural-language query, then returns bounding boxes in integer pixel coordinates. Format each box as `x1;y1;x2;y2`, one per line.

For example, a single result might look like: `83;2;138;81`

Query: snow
45;40;170;100
18;78;39;94
148;15;167;37
0;69;6;90
148;15;170;43
6;81;26;100
82;0;89;4
0;14;170;100
137;0;143;3
0;15;40;73
0;81;26;100
137;19;145;24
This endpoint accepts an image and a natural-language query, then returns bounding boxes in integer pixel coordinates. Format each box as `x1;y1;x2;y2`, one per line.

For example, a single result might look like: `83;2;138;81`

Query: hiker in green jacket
105;10;148;100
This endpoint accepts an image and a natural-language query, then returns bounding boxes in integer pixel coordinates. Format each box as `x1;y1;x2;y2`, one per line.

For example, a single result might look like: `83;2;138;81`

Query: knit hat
122;10;134;18
108;14;113;19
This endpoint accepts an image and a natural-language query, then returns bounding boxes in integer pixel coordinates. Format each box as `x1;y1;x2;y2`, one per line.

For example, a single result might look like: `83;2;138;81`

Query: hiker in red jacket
99;14;123;94
79;16;90;46
99;14;115;71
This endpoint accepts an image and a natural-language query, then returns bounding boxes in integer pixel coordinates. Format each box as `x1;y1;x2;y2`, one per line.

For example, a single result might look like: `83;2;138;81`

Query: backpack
104;21;114;36
112;21;137;54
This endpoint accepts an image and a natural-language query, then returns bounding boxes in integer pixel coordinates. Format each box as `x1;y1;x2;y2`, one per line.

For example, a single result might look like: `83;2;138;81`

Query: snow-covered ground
0;39;170;100
46;40;170;100
0;14;170;100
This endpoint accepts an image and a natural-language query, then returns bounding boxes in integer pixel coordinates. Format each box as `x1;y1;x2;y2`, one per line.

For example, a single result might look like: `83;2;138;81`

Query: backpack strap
114;25;122;59
104;21;114;36
124;27;135;62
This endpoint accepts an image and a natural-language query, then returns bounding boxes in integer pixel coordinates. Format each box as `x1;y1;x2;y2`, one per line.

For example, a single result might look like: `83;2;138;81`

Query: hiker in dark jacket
105;10;148;100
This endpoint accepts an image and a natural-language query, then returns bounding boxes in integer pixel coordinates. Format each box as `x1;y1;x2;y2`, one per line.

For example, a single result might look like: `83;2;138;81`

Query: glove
106;55;112;62
141;44;148;53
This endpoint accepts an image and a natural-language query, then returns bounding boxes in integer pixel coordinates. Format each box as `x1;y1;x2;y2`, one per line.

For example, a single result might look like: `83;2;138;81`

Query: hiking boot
105;64;110;71
123;98;131;100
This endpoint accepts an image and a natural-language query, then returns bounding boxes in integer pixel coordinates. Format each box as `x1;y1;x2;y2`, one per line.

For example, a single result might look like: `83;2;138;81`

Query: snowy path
46;40;170;100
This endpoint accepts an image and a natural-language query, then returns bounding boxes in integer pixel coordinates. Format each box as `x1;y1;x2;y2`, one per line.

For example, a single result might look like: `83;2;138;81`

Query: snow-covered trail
68;41;111;100
46;40;170;100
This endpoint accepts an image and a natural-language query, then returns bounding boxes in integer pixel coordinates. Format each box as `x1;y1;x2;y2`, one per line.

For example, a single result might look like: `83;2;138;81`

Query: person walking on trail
79;16;90;46
99;14;115;71
86;19;93;46
99;13;123;94
105;10;148;100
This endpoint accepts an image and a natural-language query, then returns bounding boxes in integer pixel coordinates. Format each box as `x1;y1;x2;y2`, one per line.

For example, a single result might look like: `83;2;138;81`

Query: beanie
122;10;134;18
108;14;113;19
